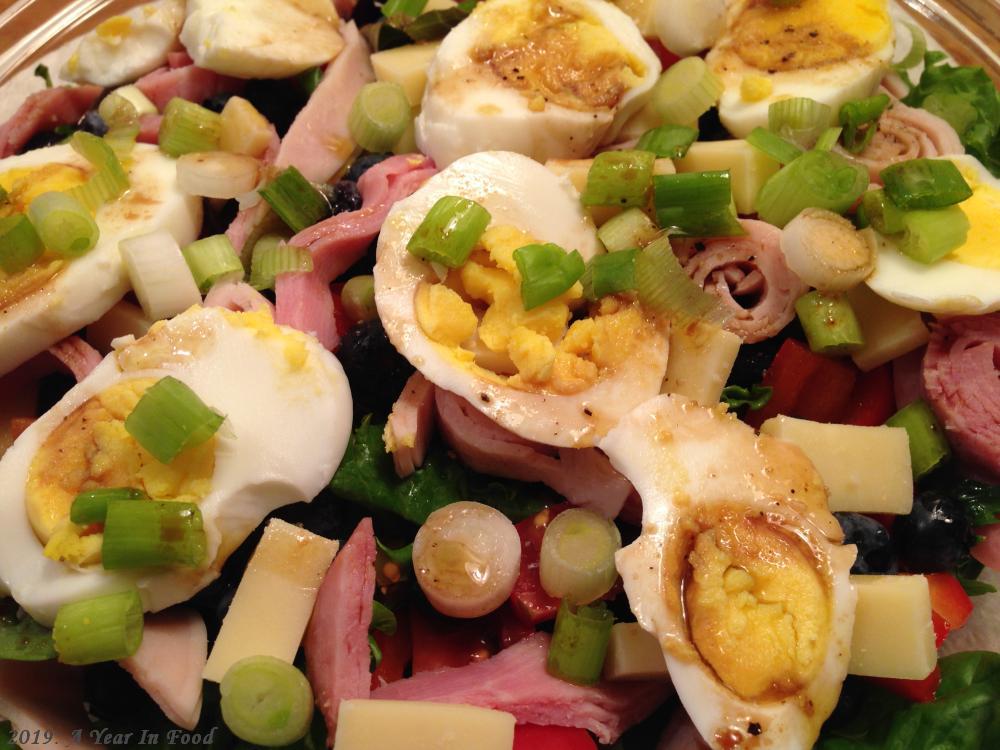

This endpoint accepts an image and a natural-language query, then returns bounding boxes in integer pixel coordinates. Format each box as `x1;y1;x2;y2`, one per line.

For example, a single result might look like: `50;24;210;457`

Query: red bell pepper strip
371;608;411;689
513;724;598;750
509;504;571;626
842;365;895;427
932;611;950;648
795;354;857;424
410;605;495;674
926;573;974;632
870;664;941;703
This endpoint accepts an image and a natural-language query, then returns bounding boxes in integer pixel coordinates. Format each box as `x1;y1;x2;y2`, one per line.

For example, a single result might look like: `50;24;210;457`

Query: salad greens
329;417;551;525
0;597;55;661
720;384;773;411
818;652;1000;750
952;479;1000;528
1;722;16;750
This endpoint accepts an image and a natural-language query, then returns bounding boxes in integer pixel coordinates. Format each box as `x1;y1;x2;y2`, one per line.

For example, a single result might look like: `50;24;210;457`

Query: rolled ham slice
48;335;102;382
204;280;275;313
675;220;808;344
0;85;101;157
305;517;376;742
922;313;1000;482
435;388;633;518
385;372;435;478
0;660;100;749
134;60;242;112
371;632;672;744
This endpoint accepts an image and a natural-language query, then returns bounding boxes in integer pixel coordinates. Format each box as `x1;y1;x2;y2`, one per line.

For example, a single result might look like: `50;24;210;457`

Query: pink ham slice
0;85;102;157
0;660;101;749
305;517;376;742
674;219;808;344
972;523;1000;571
274;154;436;350
385;372;435;477
923;313;1000;482
204;280;275;313
371;632;672;744
137;113;163;144
119;608;207;731
48;335;102;382
135;61;243;112
893;346;926;410
435;388;632;518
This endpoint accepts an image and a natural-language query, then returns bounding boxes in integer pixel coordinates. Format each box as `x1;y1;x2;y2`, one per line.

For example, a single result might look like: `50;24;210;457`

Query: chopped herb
371;601;397;635
958;575;997;597
34;64;52;88
720;384;773;411
376;538;413;567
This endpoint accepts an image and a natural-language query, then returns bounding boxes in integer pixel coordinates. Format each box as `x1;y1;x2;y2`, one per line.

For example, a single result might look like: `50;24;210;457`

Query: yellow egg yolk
470;0;646;111
26;378;215;567
721;0;892;72
948;164;1000;270
685;511;830;700
415;225;649;394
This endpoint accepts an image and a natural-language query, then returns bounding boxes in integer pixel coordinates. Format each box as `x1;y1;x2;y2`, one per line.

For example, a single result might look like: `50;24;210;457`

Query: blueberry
338;319;414;421
78;109;108;136
894;490;974;572
345;152;391;182
321;180;362;215
835;512;897;574
202;92;234;113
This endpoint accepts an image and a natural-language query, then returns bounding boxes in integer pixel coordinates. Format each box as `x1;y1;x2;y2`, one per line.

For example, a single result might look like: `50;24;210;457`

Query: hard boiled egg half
374;151;669;448
705;0;895;137
866;155;1000;315
604;395;856;750
415;0;661;166
0;143;201;377
0;305;352;625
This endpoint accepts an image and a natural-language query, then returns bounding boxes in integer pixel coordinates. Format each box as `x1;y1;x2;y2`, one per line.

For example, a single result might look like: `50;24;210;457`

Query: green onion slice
52;589;143;665
795;290;865;355
582;150;655;209
259;166;332;234
597;207;659;253
746;127;803;165
27;191;99;257
650;56;723;125
220;656;314;747
98;90;139;129
582;248;638;301
861;188;906;235
124;376;225;464
341;274;378;323
0;214;43;274
513;243;585;311
182;234;244;292
159;98;222;157
348;81;412;153
892;22;927;82
407;195;491;268
546;600;614;686
886;399;951;479
814;126;843;152
839;94;890;154
896;204;970;264
102;500;207;570
104;125;140;162
769;97;833;148
539;508;622;604
880;158;973;210
67;131;130;212
653;170;745;237
755;150;868;228
636;125;699;159
249;235;313;290
635;235;731;325
70;487;148;525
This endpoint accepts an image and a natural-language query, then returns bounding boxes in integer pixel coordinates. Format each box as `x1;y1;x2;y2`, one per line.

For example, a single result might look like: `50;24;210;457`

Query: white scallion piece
119;229;202;321
177;152;261;200
780;208;876;293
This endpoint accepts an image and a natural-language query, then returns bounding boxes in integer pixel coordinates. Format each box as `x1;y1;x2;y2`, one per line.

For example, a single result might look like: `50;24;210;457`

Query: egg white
374;150;669;448
866;155;1000;315
0;305;352;625
0;143;202;377
415;0;661;166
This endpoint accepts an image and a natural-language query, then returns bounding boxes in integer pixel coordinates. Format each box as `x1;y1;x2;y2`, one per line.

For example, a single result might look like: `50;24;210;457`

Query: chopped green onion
896;205;970;264
295;66;323;96
635;235;731;325
369;633;383;670
794;291;865;355
34;63;52;88
220;656;314;747
70;487;148;525
341;274;378;322
650;56;723;125
653;170;744;237
159;98;222;157
382;0;428;18
839;94;890;154
597;207;659;253
124;376;225;464
182;234;244;292
860;188;906;235
636;125;699;159
27;192;99;257
119;229;202;321
512;243;585;311
98;91;139;129
755;150;868;228
406;195;491;268
886;399;951;479
249;235;312;290
371;601;397;635
104;124;140;161
582;249;638;301
720;384;773;411
581;150;655;208
539;508;622;604
259;166;331;234
768;97;833;148
814;126;843;152
348;82;412;153
0;214;43;274
880;158;973;210
546;600;614;686
102;500;207;570
52;589;143;665
891;22;927;84
67;131;130;212
746;127;803;165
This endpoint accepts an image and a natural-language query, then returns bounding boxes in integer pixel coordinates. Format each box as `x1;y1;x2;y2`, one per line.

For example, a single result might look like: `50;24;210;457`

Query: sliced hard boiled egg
374;151;669;448
415;0;661;166
866;155;1000;315
653;0;728;57
603;395;856;750
705;0;895;137
0;143;202;377
0;305;352;625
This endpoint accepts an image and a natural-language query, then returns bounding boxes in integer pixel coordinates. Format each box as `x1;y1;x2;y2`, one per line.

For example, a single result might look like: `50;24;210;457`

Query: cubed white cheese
334;700;516;750
675;140;781;215
372;44;441;108
848;283;930;372
849;575;937;680
662;321;741;406
760;415;914;514
203;519;339;682
603;622;670;681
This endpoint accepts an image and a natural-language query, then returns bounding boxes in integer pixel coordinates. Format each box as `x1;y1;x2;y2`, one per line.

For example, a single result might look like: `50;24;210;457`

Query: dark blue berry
202;92;234;113
835;512;897;574
79;109;108;136
895;490;974;572
345;152;391;182
322;180;362;215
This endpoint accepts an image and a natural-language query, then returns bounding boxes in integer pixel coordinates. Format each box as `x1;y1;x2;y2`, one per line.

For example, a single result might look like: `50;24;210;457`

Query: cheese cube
334;700;516;750
849;575;937;680
203;519;339;682
372;44;441;108
760;416;914;514
675;140;781;214
848;283;930;372
603;622;670;681
662;320;741;406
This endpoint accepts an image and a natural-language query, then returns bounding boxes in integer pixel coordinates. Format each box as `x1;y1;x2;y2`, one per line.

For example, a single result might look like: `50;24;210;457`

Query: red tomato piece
842;365;895;427
410;605;496;674
513;725;597;750
371;608;412;689
796;355;857;423
746;339;827;428
926;573;974;632
871;665;941;703
931;610;951;648
509;504;571;626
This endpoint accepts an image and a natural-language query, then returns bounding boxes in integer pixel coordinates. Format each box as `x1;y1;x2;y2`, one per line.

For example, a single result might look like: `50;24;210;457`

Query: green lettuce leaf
0;598;55;661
